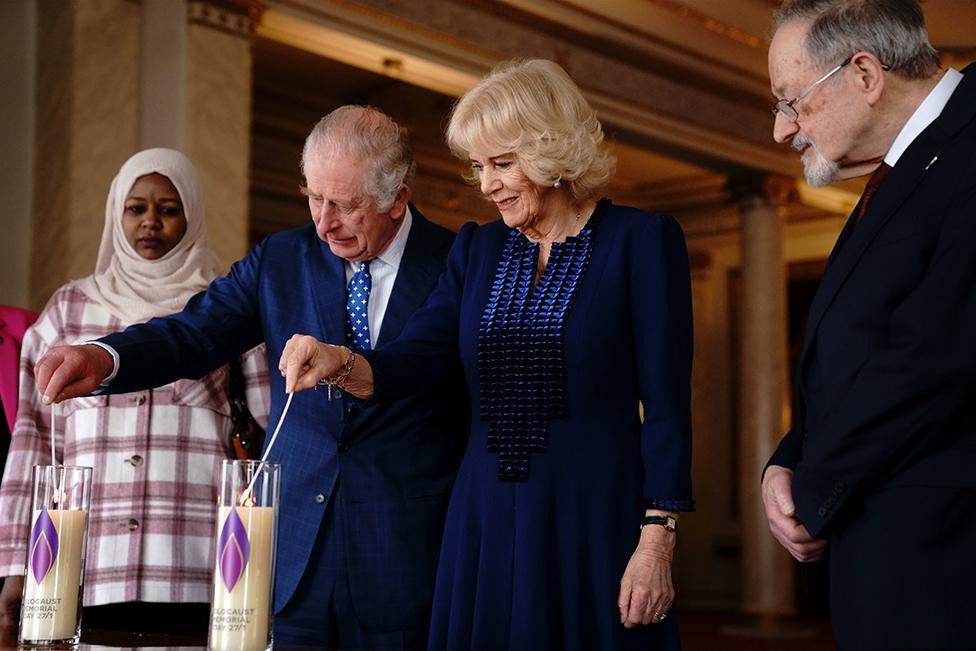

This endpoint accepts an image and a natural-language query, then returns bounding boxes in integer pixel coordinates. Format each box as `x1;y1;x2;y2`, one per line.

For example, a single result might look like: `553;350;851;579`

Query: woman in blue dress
281;58;694;651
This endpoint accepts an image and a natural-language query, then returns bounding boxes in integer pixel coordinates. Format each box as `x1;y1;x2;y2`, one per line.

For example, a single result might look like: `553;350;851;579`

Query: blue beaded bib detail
477;207;603;481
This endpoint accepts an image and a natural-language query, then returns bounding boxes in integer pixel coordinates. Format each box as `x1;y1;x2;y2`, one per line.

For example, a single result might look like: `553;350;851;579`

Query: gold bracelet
319;346;356;400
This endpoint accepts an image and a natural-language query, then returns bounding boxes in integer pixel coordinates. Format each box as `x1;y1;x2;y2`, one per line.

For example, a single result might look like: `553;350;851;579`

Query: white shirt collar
885;67;963;166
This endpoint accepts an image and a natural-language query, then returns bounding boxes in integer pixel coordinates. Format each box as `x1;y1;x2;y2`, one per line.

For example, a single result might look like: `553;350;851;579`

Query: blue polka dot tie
345;260;372;351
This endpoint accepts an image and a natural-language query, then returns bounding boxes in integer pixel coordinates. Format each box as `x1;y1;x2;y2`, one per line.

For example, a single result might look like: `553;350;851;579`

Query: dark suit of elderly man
762;1;976;649
34;106;467;651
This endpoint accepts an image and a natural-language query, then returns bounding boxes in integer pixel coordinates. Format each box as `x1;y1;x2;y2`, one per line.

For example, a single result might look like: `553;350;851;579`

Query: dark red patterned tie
855;162;892;223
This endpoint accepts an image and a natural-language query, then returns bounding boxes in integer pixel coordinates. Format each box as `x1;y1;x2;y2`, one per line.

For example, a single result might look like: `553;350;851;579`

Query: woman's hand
278;335;345;393
618;520;675;628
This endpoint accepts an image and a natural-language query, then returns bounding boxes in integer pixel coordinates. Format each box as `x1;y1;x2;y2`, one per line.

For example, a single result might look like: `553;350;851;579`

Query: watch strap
640;515;677;532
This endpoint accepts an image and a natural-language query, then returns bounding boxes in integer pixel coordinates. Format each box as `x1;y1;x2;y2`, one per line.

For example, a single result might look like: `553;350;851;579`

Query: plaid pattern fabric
0;284;270;606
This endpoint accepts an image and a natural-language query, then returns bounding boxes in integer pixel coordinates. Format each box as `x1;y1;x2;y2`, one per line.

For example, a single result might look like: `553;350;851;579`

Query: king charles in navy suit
763;2;976;649
36;106;467;650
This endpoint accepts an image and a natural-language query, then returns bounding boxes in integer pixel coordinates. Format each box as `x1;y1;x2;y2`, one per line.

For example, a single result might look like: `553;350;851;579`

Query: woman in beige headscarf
0;149;269;636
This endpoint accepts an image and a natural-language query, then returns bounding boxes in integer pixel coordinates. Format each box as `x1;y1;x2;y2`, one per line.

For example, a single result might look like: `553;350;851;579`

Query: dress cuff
641;497;696;512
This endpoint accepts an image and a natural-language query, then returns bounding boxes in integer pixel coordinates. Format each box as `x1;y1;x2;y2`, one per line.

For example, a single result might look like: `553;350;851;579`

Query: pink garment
0;305;38;432
0;286;269;605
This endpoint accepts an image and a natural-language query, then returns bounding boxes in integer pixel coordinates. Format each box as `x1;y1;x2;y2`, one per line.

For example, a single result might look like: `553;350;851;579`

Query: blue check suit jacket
101;208;468;630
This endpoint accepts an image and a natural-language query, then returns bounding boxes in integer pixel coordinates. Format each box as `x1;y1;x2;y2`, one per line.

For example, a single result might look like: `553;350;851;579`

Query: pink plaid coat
0;284;270;605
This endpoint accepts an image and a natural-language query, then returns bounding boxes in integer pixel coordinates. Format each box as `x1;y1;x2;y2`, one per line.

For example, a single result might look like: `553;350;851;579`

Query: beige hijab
75;148;223;325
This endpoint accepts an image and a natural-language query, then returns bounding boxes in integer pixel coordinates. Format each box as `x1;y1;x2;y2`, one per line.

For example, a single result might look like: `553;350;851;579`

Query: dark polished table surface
2;611;835;650
0;625;351;650
1;625;206;649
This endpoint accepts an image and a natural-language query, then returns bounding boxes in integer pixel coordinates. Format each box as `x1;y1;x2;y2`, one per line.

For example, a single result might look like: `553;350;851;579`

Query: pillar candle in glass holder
209;460;280;651
19;465;92;647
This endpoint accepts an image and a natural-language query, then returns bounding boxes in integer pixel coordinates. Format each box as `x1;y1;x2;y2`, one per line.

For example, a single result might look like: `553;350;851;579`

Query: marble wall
31;0;139;311
184;20;252;269
21;0;254;310
0;0;36;309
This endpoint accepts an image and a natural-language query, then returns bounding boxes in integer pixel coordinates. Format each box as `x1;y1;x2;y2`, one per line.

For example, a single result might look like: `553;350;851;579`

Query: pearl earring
553;177;562;188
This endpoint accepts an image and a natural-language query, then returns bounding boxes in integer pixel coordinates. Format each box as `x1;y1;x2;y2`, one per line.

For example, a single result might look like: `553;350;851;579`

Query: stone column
30;0;140;310
0;0;38;308
139;0;188;149
184;0;258;268
28;0;257;310
736;178;795;616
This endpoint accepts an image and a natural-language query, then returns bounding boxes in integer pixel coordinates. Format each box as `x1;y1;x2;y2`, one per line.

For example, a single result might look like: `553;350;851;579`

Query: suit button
817;507;827;517
125;518;139;531
338;442;349;452
315;494;326;504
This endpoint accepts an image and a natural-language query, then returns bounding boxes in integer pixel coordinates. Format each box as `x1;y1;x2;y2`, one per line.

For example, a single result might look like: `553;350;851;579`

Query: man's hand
34;345;114;404
0;576;23;629
278;335;344;394
762;465;828;562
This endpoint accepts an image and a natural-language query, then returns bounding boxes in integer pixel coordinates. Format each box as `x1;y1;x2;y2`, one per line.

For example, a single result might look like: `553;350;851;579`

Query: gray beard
793;133;839;187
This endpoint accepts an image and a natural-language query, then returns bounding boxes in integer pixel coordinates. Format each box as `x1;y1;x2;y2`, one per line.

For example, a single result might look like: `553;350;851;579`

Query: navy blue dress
371;200;694;650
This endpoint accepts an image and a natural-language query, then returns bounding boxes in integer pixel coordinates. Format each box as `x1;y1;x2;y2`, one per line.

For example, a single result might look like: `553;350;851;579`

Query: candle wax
209;505;274;651
20;509;86;643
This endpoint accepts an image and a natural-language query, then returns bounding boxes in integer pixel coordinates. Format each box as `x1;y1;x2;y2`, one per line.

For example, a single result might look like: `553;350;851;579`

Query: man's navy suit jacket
100;208;468;631
769;63;976;646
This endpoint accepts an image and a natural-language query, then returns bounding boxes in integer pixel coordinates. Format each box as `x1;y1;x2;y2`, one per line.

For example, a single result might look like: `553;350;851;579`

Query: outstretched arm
34;344;114;404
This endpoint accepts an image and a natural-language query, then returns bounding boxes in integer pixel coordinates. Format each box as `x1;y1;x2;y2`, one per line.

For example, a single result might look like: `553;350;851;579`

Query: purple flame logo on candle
218;508;250;593
29;509;59;584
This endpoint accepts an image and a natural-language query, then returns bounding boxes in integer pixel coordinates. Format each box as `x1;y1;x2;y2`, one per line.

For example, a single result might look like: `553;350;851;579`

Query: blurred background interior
2;1;974;648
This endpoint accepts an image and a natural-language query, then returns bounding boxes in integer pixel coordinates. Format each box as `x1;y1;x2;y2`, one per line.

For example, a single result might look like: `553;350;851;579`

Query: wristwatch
640;515;678;533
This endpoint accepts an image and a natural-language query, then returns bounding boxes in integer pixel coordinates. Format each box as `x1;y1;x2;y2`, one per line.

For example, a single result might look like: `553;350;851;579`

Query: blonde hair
446;59;615;202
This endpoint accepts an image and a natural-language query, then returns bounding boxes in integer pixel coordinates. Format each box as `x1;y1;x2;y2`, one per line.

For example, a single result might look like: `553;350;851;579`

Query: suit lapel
305;230;347;345
798;129;940;366
376;207;442;347
825;210;858;266
796;64;976;368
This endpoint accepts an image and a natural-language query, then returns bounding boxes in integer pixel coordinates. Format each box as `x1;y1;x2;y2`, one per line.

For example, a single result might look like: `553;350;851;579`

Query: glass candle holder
208;460;280;651
18;464;93;647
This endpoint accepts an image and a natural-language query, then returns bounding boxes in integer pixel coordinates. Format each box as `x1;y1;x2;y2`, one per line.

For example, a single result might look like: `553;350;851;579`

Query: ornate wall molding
188;0;262;37
261;0;800;177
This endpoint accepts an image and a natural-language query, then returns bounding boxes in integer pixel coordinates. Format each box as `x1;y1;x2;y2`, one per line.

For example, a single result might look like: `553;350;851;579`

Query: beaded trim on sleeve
641;497;696;512
477;207;603;482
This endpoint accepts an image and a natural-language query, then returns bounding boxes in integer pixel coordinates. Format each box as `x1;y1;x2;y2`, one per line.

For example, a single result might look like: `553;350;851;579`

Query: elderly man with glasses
762;1;976;649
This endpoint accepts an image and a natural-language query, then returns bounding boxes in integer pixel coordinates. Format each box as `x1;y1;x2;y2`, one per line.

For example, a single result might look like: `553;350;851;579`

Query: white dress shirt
344;206;413;344
885;67;963;166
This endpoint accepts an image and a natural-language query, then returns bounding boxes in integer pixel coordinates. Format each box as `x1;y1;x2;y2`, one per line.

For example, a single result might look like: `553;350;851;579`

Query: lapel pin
925;154;940;170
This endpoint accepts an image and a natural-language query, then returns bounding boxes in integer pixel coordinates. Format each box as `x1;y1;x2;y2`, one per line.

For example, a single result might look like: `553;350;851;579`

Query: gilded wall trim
188;0;261;37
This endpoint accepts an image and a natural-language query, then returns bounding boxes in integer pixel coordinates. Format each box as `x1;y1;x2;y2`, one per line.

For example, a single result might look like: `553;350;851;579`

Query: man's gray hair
773;0;940;79
301;105;416;212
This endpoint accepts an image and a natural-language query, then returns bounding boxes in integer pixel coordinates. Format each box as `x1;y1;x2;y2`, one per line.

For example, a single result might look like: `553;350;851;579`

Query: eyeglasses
772;56;853;122
772;55;893;122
